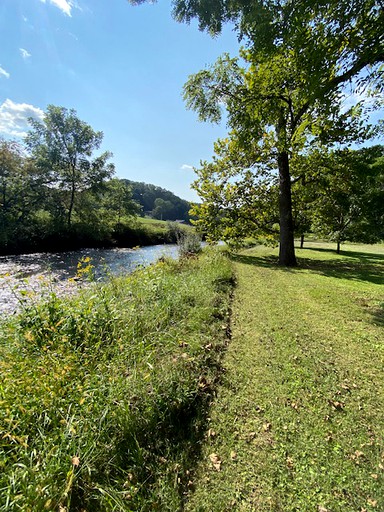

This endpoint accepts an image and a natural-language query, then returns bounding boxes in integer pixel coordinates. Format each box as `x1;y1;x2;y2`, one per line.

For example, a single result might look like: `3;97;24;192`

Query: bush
176;230;202;258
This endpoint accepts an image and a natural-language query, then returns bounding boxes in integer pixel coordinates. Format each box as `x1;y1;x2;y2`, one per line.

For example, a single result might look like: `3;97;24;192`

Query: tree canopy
129;0;384;265
129;0;384;91
26;105;115;228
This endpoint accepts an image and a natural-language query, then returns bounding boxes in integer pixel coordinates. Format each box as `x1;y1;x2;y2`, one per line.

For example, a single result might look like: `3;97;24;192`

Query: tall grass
0;248;233;511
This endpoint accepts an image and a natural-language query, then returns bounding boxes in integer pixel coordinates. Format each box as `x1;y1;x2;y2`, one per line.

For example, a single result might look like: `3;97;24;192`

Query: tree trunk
300;234;305;249
278;151;297;266
67;181;75;229
336;239;341;254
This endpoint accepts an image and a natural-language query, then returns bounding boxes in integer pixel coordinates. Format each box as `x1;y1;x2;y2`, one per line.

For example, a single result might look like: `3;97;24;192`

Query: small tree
26;105;115;229
307;146;384;252
101;179;141;225
152;198;173;220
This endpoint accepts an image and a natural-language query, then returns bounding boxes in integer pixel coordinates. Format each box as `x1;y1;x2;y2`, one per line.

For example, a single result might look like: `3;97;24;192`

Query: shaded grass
0;248;233;511
185;243;384;511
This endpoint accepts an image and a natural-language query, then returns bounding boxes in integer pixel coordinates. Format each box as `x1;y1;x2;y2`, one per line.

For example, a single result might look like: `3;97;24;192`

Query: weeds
0;248;233;511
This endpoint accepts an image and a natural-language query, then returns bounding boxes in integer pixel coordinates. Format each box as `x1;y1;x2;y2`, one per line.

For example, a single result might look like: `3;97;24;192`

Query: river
0;244;179;315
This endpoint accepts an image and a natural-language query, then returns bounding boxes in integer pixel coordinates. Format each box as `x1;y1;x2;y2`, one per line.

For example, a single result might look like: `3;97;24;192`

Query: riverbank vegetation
186;242;384;511
0;109;193;256
0;248;233;511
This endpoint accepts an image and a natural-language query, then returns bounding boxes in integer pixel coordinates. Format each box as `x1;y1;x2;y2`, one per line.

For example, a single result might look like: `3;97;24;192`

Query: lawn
186;242;384;511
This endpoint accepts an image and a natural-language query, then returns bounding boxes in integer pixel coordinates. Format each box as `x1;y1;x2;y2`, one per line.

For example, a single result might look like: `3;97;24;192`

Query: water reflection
0;245;178;315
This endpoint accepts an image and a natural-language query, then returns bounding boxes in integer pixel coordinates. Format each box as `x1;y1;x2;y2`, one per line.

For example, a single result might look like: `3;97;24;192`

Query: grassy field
134;217;172;235
111;217;194;248
0;249;233;511
186;242;384;511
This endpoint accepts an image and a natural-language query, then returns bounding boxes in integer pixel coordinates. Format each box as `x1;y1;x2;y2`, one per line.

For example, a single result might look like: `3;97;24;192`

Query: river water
0;244;179;315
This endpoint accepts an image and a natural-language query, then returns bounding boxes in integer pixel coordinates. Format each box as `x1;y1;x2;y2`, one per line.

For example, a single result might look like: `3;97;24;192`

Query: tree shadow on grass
370;304;384;327
302;246;384;264
230;249;384;286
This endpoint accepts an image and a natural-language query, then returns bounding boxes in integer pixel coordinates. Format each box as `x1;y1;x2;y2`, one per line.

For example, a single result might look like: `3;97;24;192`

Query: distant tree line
0;105;191;255
124;180;191;222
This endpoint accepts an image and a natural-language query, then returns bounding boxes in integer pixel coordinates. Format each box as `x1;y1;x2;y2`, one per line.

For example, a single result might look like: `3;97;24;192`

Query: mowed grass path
186;243;384;512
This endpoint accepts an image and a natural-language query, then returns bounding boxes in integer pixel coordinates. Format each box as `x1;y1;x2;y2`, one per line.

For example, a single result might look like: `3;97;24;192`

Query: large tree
129;0;384;265
26;105;115;229
186;49;373;264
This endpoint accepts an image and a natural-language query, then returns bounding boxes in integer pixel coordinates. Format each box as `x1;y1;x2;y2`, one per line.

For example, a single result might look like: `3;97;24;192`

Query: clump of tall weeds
0;248;233;511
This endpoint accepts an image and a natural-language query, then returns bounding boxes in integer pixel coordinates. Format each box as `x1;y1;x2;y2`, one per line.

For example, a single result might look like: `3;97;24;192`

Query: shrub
176;230;202;258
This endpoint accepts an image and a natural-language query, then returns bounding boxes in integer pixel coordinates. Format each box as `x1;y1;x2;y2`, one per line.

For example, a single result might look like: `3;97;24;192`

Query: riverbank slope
186;242;384;511
0;248;233;511
0;218;193;256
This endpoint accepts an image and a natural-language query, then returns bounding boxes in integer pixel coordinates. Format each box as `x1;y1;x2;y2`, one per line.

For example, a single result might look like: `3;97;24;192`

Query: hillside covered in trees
124;180;191;222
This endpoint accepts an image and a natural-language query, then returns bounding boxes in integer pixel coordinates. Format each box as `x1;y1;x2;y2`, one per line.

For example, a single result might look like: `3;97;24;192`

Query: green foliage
0;133;195;254
169;0;384;91
112;217;189;247
125;179;191;222
0;139;47;250
99;178;141;225
26;105;115;229
0;249;233;511
176;229;202;258
292;145;384;250
185;46;377;264
130;0;383;265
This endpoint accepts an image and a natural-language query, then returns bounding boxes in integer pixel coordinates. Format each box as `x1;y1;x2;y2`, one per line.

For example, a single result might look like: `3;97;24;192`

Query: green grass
185;242;384;511
0;248;233;511
112;217;194;247
135;216;171;233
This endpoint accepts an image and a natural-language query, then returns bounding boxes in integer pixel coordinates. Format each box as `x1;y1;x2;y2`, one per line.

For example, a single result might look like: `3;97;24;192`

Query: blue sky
0;0;240;201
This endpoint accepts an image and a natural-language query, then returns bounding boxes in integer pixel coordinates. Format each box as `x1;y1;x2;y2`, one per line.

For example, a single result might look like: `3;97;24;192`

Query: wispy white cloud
40;0;73;17
181;164;194;171
0;66;10;79
0;99;44;138
340;89;377;116
20;48;32;59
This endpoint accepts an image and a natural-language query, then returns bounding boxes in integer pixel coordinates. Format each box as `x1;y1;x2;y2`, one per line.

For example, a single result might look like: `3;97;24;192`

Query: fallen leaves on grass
207;428;216;439
209;453;222;471
328;400;345;411
71;455;80;467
